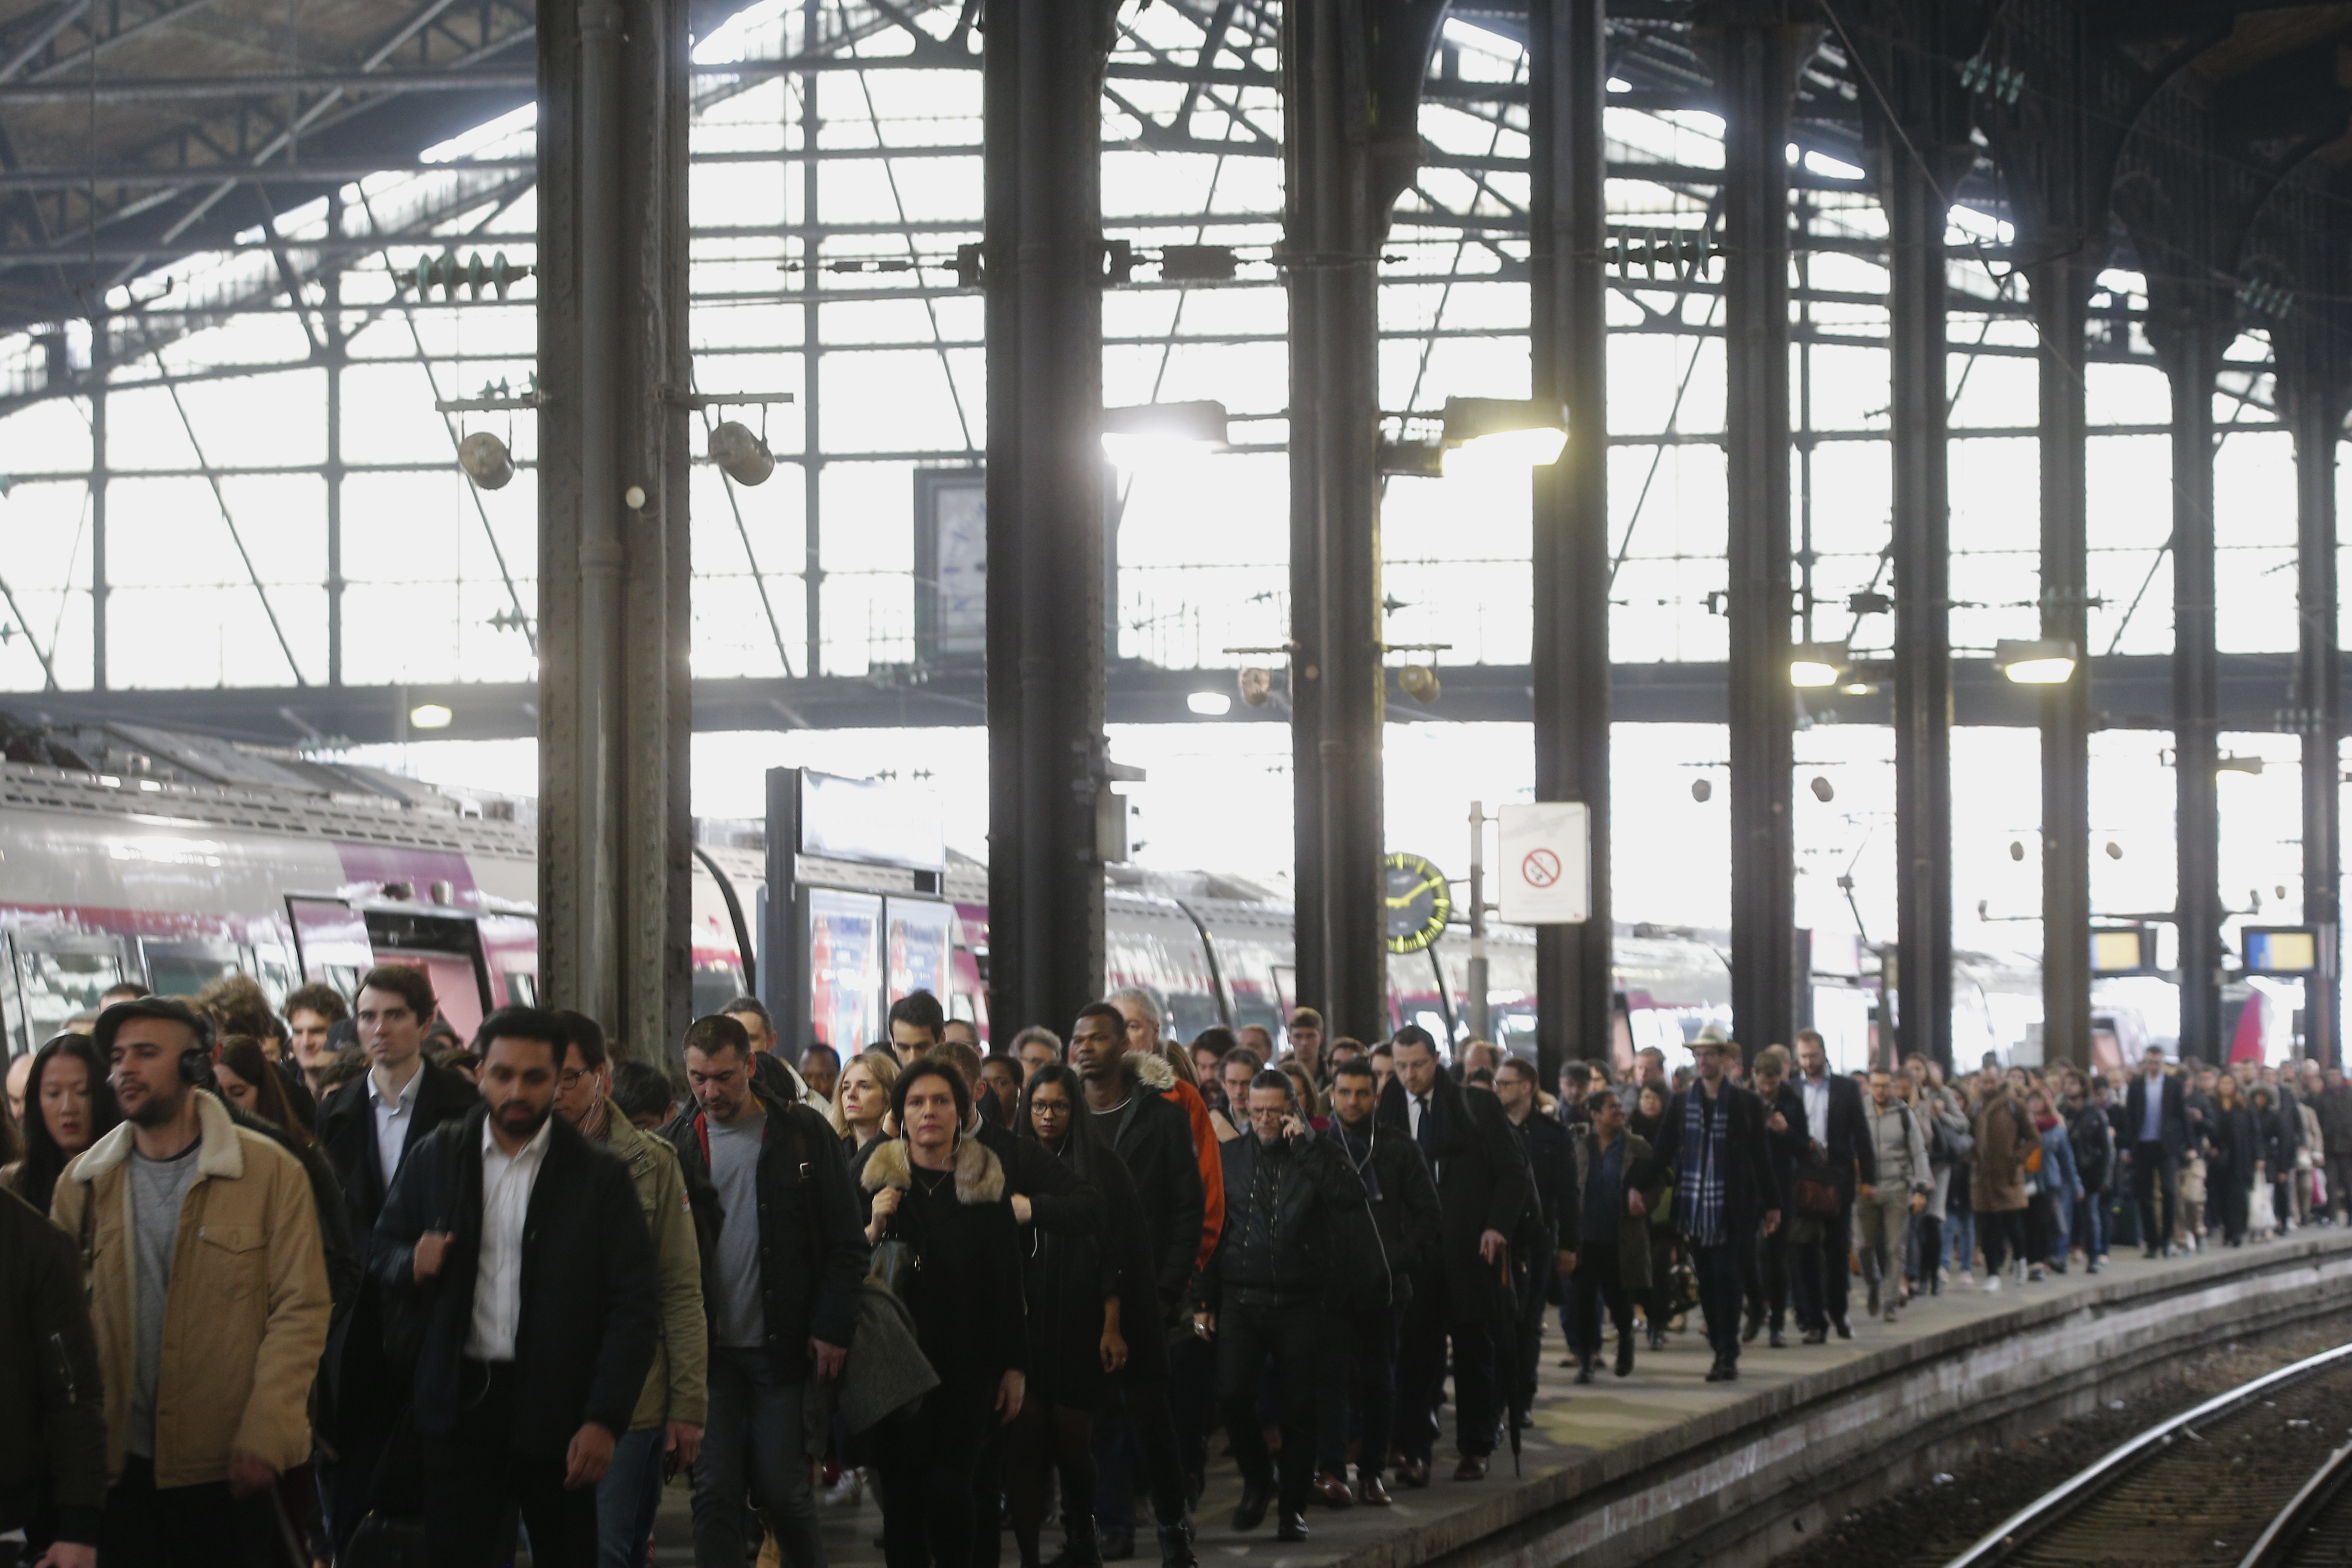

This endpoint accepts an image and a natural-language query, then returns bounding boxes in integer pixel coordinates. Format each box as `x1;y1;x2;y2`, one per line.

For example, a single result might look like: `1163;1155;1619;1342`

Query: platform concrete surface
647;1228;2352;1568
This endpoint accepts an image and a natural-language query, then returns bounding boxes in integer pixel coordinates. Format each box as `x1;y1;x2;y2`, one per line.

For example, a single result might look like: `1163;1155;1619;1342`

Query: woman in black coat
2248;1084;2293;1237
1004;1065;1162;1568
860;1059;1028;1568
2206;1074;2258;1245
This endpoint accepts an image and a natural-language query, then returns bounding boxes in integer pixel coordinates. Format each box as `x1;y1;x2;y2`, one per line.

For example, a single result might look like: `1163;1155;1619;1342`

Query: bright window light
409;704;454;729
1186;691;1232;717
1995;638;2077;684
1788;642;1847;688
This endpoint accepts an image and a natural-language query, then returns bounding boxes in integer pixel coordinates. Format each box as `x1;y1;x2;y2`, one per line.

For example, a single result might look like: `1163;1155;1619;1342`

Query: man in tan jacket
52;998;331;1568
552;1011;708;1568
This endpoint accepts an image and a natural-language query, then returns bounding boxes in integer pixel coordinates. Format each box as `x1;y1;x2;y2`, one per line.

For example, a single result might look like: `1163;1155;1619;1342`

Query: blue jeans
2073;1191;2107;1260
1945;1203;1976;1274
598;1427;665;1568
693;1347;821;1568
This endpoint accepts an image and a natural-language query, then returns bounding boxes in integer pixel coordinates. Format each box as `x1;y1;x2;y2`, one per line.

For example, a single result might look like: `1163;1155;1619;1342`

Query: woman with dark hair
2207;1072;2258;1245
0;1034;120;1215
860;1058;1028;1568
213;1033;320;1149
1005;1064;1163;1568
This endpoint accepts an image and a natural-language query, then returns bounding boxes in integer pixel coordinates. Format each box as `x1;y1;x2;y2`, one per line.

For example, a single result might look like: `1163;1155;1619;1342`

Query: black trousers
1215;1298;1321;1516
1689;1240;1745;1360
423;1362;598;1568
1791;1196;1853;1330
1569;1243;1634;1360
1315;1303;1397;1482
2133;1143;2178;1249
1396;1279;1498;1464
1744;1224;1792;1327
1978;1208;2026;1275
877;1373;998;1568
101;1455;277;1568
1508;1258;1553;1418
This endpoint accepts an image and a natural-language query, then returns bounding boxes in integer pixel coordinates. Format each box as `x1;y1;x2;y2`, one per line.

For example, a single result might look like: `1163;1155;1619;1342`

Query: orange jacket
1166;1076;1225;1267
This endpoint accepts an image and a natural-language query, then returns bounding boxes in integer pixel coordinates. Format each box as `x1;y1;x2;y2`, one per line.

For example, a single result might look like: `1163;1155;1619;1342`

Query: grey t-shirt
128;1139;202;1458
707;1108;768;1349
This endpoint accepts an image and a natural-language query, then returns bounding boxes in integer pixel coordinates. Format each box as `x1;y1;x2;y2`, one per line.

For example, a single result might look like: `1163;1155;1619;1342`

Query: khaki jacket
52;1091;331;1489
604;1103;709;1431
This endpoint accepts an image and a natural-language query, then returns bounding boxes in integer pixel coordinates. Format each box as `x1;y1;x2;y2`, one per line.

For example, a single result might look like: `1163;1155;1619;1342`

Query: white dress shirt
1801;1074;1830;1142
369;1064;424;1190
467;1115;554;1362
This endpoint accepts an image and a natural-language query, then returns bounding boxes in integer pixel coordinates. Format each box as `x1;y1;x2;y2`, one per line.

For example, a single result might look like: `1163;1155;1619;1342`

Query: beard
494;1098;552;1141
122;1076;186;1128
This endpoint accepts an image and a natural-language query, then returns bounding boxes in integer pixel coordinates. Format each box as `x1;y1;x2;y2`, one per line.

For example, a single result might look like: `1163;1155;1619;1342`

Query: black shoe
1575;1358;1598;1384
1800;1326;1826;1345
1157;1517;1197;1568
1099;1530;1133;1562
1062;1520;1106;1568
1648;1328;1666;1351
1231;1483;1271;1533
1866;1284;1880;1317
1276;1511;1309;1544
1704;1355;1734;1382
1616;1335;1635;1377
2143;1245;2159;1259
1832;1318;1853;1341
2086;1258;2103;1275
1742;1307;1764;1343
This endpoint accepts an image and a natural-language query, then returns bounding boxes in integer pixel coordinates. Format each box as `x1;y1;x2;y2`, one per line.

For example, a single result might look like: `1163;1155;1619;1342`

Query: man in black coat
1378;1026;1533;1485
1195;1070;1369;1544
2122;1047;2192;1256
1075;1001;1208;1564
1741;1045;1808;1348
372;1008;658;1567
312;964;480;1553
665;1014;869;1568
1789;1030;1874;1341
1495;1057;1577;1431
1650;1038;1780;1381
1317;1056;1438;1507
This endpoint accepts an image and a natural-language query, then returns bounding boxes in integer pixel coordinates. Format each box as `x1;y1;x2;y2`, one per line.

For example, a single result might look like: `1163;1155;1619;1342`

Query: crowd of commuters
5;968;2352;1568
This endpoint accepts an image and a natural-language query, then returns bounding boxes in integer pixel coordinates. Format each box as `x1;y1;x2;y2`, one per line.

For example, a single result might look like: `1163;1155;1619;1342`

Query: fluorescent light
1788;641;1848;688
1102;400;1229;465
1437;396;1568;474
409;704;454;730
1186;690;1232;717
1995;637;2077;684
1607;76;1632;92
1441;426;1568;475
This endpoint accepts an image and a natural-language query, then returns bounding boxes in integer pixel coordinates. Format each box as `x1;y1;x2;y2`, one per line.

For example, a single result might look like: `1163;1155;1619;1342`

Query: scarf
2033;1112;2060;1133
1676;1086;1729;1247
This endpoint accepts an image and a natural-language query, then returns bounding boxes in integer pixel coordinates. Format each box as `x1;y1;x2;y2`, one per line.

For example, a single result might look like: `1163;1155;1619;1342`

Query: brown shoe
1357;1473;1392;1507
1452;1455;1488;1482
1311;1473;1354;1510
1396;1457;1432;1490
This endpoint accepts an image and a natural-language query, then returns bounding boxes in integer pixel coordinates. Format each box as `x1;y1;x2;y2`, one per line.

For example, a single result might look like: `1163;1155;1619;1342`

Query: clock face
1384;851;1452;954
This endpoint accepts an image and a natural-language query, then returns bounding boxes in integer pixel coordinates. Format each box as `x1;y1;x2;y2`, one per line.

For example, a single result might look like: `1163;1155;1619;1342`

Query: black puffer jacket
1198;1127;1366;1306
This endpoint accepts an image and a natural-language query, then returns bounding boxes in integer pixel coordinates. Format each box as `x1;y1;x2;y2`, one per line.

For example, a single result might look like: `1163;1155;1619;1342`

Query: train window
1165;992;1222;1042
504;972;539;1007
8;937;126;1055
140;939;243;1000
692;965;744;1021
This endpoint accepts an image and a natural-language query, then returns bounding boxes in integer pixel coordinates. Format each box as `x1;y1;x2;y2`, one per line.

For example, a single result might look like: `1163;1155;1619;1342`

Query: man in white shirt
376;1008;658;1568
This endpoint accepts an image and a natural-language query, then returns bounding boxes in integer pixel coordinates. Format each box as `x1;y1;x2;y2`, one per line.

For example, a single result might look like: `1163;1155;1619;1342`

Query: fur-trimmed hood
1128;1050;1175;1093
861;1134;1006;1205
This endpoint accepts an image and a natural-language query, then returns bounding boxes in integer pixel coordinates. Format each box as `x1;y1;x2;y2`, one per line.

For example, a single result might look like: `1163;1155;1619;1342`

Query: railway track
1937;1344;2352;1568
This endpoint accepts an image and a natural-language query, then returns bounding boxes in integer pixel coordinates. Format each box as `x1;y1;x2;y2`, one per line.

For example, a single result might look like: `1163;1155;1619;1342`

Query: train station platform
648;1228;2352;1568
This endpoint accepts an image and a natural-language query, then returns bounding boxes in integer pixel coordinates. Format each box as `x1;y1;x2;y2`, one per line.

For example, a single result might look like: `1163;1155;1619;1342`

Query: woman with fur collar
859;1058;1027;1568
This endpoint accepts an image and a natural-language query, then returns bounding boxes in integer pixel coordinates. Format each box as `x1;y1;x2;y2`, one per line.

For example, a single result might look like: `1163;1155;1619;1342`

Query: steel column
1708;5;1809;1054
1883;139;1953;1072
89;332;107;691
2283;346;2345;1068
800;0;822;681
2034;254;2094;1070
1529;0;1611;1079
981;0;1117;1038
1283;0;1448;1045
537;0;694;1055
2157;307;2225;1064
324;233;345;688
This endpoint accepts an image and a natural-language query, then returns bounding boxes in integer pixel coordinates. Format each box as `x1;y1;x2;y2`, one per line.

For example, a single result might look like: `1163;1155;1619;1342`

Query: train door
3;931;132;1057
286;897;374;1000
362;908;493;1042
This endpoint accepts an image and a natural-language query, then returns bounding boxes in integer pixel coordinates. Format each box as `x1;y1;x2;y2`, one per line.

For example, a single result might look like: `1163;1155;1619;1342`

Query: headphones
178;1044;209;1086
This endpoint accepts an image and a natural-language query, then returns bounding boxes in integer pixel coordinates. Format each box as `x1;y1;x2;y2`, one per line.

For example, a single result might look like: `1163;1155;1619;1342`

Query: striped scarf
1676;1086;1729;1247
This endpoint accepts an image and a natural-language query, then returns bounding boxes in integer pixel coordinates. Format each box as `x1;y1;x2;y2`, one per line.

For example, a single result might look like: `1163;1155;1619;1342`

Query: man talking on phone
1193;1070;1369;1545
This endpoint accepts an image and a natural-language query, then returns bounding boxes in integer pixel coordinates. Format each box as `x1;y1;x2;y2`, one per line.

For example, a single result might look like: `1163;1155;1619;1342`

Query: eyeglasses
559;1067;594;1087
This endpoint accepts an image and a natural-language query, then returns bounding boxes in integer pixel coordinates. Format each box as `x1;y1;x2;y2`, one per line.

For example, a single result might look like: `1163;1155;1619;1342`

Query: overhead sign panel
1498;801;1590;925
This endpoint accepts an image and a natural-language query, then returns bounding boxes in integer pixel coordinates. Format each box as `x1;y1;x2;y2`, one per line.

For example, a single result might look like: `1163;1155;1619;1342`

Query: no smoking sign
1498;802;1589;924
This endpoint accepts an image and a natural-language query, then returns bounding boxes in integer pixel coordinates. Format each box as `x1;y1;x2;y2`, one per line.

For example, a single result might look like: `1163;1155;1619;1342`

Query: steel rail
1942;1341;2352;1568
2238;1442;2352;1568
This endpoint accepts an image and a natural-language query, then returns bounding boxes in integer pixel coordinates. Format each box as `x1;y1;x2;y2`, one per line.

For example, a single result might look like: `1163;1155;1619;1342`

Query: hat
1693;1023;1729;1046
1287;1008;1323;1032
93;995;213;1057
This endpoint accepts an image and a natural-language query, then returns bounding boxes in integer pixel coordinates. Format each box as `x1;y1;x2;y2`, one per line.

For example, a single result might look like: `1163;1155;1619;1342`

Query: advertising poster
806;887;882;1050
885;897;954;1007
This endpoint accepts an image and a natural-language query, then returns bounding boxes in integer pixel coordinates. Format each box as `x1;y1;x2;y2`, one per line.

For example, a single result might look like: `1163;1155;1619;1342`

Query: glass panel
8;937;126;1056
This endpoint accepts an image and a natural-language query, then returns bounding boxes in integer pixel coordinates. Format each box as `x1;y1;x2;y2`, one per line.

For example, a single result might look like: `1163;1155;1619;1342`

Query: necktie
1415;1095;1434;1155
